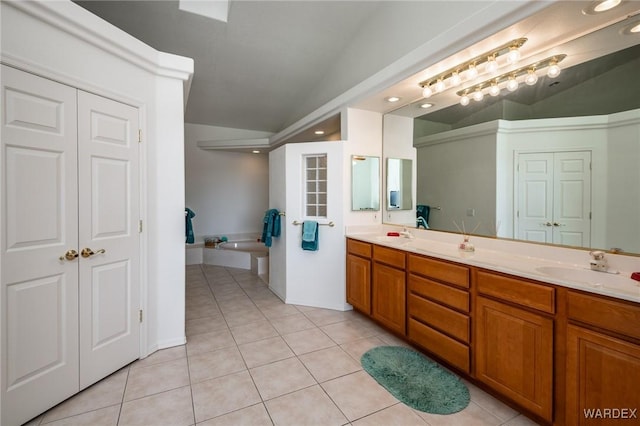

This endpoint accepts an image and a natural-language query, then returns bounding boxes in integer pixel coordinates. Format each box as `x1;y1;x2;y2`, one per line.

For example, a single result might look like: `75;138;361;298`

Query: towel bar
292;220;334;227
278;212;286;216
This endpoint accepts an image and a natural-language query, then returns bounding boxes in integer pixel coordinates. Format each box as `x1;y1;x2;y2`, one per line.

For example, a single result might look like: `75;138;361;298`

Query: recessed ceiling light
385;96;401;103
583;0;621;15
314;130;325;135
622;20;640;35
252;150;260;154
420;103;434;109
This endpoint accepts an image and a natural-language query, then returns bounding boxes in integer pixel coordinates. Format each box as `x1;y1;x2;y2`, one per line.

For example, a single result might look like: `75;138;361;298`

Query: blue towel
185;208;196;244
261;209;281;247
301;221;319;251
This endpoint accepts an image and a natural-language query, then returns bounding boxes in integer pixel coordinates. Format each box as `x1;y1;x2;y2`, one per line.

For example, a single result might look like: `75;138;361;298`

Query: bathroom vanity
346;232;640;425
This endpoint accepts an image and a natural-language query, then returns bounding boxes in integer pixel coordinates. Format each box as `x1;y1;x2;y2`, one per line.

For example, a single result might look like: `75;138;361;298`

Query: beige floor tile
258;303;301;320
192;371;262;423
197;403;272;426
119;386;194;426
269;313;316;335
265;385;348;426
186;314;228;336
224;308;268;328
501;414;542;425
42;405;120;426
321;371;397;421
130;345;186;370
237;336;295;368
124;357;190;401
320;320;378;344
303;308;359;326
186;328;236;356
188;345;247;384
352;403;427;426
413;400;503;426
250;357;316;401
230;320;279;345
464;379;519;421
281;327;336;355
299;346;361;383
340;336;387;362
41;368;128;423
187;303;223;321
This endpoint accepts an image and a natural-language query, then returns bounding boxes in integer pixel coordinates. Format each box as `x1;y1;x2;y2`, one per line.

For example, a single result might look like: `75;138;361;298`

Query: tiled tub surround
346;225;640;425
24;265;536;426
346;225;640;303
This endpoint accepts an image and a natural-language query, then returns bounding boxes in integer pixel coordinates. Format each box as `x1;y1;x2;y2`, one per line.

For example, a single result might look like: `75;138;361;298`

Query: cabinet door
346;254;371;314
475;296;553;422
372;262;406;335
566;325;640;425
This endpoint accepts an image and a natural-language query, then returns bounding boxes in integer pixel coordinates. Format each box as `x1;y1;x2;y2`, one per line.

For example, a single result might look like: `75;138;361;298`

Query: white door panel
1;65;80;426
516;151;591;246
78;91;140;389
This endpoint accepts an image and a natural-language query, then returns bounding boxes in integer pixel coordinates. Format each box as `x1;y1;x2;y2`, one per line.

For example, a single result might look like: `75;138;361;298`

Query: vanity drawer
408;254;470;288
476;270;555;314
409;294;470;343
408;274;470;313
347;239;372;258
568;291;640;340
373;245;405;269
409;318;470;373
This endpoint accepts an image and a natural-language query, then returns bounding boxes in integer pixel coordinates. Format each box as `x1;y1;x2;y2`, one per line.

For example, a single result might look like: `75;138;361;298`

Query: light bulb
485;56;498;74
451;71;462;87
434;79;446;93
472;88;484;102
460;94;470;106
422;85;433;98
525;69;538;86
466;63;478;80
547;63;561;78
489;82;500;96
507;46;521;64
506;76;519;92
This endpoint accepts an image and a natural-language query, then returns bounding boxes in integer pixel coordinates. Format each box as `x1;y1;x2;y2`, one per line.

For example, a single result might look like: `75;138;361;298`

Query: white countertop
347;228;640;304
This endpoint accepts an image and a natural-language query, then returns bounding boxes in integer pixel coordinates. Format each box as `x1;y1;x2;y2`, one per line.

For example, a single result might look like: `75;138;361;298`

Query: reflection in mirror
351;155;380;211
380;3;640;255
386;158;412;210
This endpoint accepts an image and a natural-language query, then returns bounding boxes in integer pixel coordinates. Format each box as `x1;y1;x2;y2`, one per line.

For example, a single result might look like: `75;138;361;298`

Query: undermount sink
535;266;635;290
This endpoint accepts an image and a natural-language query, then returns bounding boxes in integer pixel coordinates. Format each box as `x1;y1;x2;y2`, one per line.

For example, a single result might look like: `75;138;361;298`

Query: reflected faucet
416;217;429;229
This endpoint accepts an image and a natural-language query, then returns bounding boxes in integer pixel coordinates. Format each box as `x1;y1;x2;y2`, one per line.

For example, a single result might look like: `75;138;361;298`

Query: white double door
1;66;140;426
516;151;591;247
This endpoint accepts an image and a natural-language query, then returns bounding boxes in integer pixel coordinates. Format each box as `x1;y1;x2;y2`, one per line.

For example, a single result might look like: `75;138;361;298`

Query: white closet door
77;91;140;389
517;153;554;243
1;65;80;426
552;151;591;247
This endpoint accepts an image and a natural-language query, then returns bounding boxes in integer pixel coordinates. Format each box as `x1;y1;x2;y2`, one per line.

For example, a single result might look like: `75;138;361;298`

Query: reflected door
516;151;591;247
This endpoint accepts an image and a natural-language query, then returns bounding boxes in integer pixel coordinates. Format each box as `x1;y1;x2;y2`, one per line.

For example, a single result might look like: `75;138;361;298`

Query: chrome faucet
399;227;414;239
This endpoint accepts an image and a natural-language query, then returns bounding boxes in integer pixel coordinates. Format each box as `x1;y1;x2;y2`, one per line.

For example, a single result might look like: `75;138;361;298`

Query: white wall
268;146;287;301
184;123;270;242
383;114;417;227
1;1;193;354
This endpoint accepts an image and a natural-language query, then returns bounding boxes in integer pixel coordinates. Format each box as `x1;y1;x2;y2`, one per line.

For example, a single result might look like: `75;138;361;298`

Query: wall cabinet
565;291;640;425
372;245;406;335
346;240;372;314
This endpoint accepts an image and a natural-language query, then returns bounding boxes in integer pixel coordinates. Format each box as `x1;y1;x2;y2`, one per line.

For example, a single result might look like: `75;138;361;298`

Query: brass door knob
59;250;79;261
81;248;106;258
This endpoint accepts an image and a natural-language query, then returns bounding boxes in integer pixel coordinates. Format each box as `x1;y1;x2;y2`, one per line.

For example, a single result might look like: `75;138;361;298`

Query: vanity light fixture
457;54;566;106
419;38;527;99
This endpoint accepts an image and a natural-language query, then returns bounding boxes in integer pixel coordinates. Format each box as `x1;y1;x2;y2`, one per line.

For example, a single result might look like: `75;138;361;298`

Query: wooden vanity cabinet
372;245;406;335
346;239;372;314
407;254;471;373
565;291;640;425
475;270;555;423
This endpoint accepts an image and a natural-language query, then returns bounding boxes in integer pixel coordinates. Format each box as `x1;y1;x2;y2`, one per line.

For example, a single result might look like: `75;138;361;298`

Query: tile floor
26;264;540;425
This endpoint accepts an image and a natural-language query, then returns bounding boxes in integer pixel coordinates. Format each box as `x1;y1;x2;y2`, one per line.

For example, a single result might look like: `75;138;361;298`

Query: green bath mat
361;346;470;414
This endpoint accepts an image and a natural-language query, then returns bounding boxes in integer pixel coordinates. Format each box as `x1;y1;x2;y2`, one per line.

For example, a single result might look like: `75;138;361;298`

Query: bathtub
203;240;269;275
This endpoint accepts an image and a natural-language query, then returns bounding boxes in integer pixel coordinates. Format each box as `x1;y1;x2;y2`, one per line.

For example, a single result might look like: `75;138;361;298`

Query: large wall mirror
380;1;640;256
351;155;380;211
